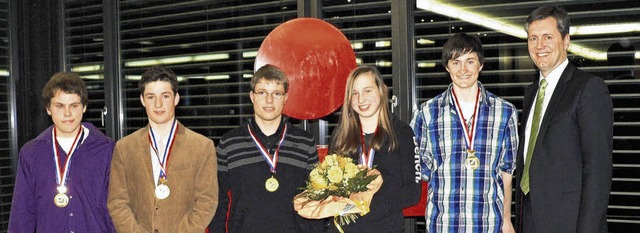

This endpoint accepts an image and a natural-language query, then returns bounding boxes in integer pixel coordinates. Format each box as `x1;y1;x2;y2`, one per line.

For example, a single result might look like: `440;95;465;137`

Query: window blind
0;0;13;230
119;0;298;142
54;1;640;231
322;0;393;144
64;0;106;132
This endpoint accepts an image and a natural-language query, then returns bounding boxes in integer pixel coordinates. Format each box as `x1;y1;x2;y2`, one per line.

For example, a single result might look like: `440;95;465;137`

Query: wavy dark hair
139;66;179;95
441;32;485;68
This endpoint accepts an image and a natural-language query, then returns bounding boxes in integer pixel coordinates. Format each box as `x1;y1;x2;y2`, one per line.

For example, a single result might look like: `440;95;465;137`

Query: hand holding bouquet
293;154;383;229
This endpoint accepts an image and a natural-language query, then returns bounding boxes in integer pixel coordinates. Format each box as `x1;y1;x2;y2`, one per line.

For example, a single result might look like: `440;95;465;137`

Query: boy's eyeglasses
252;91;286;99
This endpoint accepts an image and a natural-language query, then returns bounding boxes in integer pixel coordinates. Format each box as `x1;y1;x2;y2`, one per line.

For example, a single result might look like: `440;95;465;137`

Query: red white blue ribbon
149;119;178;181
52;125;84;193
359;127;377;168
248;124;288;173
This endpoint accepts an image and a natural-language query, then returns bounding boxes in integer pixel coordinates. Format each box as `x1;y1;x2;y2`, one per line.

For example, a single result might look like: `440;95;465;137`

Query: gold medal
52;128;82;209
465;150;480;170
452;89;481;171
54;193;69;207
248;124;288;193
265;176;279;192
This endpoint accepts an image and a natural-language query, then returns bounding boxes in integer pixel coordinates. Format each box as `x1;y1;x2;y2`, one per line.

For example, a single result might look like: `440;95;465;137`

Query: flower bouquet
293;153;383;229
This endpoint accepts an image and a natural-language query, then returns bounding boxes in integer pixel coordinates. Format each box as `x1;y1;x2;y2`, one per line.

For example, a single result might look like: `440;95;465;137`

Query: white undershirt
523;59;568;161
56;126;90;154
459;100;476;125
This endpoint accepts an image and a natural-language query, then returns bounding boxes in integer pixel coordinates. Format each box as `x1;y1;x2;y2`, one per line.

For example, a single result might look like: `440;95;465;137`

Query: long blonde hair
330;66;397;156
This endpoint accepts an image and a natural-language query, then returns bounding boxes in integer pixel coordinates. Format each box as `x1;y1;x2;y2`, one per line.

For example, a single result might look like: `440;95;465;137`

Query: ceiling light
125;75;142;80
571;23;640;35
71;65;103;73
125;60;160;67
160;56;192;64
80;75;103;80
415;0;639;61
243;51;258;58
375;41;391;48
193;53;229;61
376;60;392;67
418;62;436;68
205;75;230;80
351;42;363;50
417;38;435;45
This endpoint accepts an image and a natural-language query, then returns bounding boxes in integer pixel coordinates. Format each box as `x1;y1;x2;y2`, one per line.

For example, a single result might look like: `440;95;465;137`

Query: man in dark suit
515;5;613;233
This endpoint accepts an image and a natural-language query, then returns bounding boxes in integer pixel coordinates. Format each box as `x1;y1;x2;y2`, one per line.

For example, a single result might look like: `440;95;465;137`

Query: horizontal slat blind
49;2;640;232
0;0;12;231
64;0;105;132
414;1;640;231
322;0;392;144
119;0;297;142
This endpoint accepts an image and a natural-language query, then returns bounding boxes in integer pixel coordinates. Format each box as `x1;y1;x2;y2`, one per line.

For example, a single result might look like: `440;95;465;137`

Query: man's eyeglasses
252;91;286;99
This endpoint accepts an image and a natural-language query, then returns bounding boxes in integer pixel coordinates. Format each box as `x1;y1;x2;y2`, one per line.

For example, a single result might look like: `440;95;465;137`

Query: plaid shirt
411;82;518;233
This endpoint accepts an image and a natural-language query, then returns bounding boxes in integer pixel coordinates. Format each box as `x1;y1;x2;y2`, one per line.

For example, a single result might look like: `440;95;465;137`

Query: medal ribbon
248;124;288;173
451;87;481;151
52;125;85;193
149;119;178;182
359;127;377;168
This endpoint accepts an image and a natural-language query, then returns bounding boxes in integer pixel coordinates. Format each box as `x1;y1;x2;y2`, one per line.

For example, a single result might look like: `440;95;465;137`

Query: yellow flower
298;153;379;202
311;180;328;189
337;156;351;169
323;154;338;168
310;167;320;177
343;163;359;179
327;166;344;184
310;168;328;189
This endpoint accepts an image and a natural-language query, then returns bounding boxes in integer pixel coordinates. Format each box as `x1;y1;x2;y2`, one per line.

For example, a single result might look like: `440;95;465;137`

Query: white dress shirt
523;58;569;161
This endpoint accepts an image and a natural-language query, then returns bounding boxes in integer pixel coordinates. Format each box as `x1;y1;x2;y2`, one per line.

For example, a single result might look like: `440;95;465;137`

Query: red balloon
255;18;356;120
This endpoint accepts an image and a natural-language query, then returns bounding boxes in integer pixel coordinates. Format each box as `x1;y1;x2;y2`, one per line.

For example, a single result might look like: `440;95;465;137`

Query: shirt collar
36;122;93;143
539;58;568;86
442;81;490;108
249;115;288;139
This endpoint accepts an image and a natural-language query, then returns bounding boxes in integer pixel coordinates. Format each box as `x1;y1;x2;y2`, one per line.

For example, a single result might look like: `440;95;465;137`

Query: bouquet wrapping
293;154;383;228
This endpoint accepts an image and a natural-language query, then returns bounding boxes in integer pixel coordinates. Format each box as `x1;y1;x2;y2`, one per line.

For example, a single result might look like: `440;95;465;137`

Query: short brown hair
41;72;88;108
525;5;570;37
251;64;289;93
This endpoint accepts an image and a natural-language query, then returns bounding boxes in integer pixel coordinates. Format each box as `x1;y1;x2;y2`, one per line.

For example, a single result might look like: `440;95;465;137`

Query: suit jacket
108;122;218;233
515;63;613;233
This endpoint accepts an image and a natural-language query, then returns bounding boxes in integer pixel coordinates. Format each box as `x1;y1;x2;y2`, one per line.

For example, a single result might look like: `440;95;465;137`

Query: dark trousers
521;194;537;233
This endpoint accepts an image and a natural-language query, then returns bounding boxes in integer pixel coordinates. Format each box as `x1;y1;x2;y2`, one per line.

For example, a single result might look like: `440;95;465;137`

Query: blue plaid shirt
411;82;518;233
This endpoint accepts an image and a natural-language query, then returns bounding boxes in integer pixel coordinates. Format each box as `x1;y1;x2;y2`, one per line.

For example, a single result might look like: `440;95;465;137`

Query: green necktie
520;79;547;194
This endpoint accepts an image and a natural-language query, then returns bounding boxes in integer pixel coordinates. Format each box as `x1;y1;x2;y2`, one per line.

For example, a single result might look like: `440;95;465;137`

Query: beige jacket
108;122;218;233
